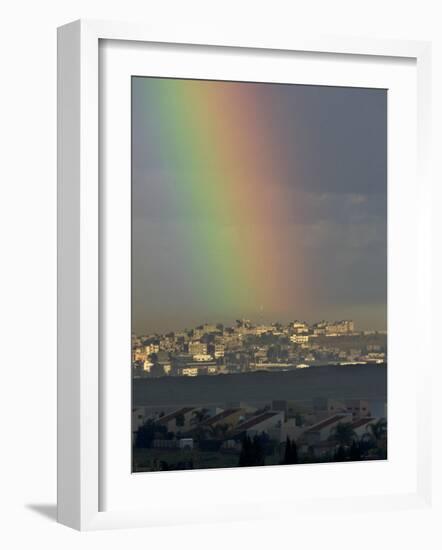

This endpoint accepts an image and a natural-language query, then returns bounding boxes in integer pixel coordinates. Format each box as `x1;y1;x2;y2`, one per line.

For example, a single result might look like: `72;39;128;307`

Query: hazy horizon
132;312;386;337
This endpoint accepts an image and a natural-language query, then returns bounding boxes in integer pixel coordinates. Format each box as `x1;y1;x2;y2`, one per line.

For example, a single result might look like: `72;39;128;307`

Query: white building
325;320;355;336
145;343;160;355
181;367;199;377
193;353;213;362
143;360;154;372
188;341;207;356
291;321;309;334
290;334;309;344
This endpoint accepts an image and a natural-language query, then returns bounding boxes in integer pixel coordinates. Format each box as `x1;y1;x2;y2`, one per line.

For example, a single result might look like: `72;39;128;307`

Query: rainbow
133;77;306;321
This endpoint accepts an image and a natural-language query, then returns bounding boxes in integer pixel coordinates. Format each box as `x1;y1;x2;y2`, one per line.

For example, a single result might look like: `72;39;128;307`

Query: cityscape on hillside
132;319;387;378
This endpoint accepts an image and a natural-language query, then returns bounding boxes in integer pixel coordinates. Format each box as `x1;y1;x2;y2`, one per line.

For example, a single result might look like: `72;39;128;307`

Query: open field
133;364;387;408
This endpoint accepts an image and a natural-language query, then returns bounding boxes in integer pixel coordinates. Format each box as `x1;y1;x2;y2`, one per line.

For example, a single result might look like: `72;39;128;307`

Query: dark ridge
133;364;387;407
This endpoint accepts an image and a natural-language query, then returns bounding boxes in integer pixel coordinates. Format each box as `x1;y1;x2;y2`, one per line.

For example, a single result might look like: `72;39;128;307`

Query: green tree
175;413;185;427
134;419;167;448
361;418;387;458
191;408;210;426
208;423;230;440
150;363;165;377
330;422;356;447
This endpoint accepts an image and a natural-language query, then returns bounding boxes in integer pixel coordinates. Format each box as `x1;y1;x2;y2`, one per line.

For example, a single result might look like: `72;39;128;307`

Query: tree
134;419;168;448
191;408;210;426
334;445;347;461
238;435;252;466
330;422;356;447
281;436;299;465
208;423;230;440
150;363;165;377
349;439;362;461
294;412;304;427
361;418;387;458
267;345;279;362
190;408;211;442
238;435;265;467
367;418;387;443
175;413;185;427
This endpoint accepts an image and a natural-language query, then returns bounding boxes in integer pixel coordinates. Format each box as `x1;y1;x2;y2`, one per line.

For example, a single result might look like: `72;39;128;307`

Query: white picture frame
57;19;432;531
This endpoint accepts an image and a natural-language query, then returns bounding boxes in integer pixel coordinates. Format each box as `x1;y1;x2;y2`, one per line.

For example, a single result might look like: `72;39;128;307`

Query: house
181;367;199;377
178;361;218;376
188;341;207;356
350;416;377;438
312;397;346;413
132;406;147;433
202;408;245;430
232;411;284;438
344;399;371;418
155;407;195;433
290;334;309;344
312;398;371;418
302;413;352;445
280;418;305;443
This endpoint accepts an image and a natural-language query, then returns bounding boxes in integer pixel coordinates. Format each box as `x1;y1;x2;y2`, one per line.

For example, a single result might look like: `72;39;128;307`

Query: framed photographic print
57;20;432;530
130;76;388;473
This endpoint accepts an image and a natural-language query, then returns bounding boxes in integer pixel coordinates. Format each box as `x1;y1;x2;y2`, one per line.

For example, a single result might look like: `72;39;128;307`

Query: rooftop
351;417;375;430
203;408;242;426
156;407;194;425
234;411;279;432
304;414;349;434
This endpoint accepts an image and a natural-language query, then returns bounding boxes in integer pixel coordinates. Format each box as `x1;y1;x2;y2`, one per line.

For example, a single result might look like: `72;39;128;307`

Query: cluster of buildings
132;396;387;463
132;319;387;378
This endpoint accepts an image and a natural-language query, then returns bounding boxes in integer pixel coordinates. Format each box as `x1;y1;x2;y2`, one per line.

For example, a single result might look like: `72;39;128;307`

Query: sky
132;77;387;335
